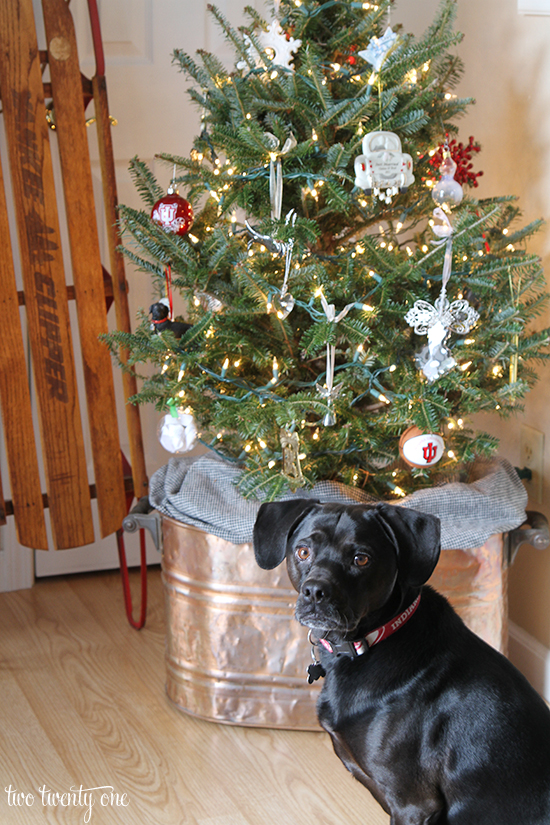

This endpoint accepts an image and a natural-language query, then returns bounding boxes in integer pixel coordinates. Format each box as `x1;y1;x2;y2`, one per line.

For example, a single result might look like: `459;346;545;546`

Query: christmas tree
106;0;550;501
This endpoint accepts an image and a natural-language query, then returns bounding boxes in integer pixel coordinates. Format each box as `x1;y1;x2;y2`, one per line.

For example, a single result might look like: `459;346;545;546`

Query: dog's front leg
327;730;391;815
327;731;446;825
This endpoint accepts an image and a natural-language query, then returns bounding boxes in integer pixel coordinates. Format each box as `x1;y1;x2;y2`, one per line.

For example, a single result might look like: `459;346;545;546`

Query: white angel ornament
405;295;479;383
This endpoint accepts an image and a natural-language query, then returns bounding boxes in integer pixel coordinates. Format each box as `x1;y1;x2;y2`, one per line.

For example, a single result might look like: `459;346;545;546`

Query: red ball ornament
399;426;445;469
151;185;194;236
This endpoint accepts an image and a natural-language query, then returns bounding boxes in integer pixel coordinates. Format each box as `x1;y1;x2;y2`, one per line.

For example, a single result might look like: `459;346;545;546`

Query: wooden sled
0;0;146;553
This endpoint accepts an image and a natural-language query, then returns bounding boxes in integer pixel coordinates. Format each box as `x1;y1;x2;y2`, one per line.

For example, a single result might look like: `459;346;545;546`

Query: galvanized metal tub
161;514;508;729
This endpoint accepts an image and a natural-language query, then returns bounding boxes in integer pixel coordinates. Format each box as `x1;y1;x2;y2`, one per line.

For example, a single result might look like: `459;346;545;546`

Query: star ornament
358;27;399;72
237;21;302;72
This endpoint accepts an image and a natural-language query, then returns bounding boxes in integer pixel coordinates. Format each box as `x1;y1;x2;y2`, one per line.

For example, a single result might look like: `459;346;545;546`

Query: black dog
253;499;550;825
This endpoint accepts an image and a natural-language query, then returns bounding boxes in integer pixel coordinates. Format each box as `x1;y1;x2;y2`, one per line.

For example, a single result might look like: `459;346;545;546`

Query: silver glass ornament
431;154;463;211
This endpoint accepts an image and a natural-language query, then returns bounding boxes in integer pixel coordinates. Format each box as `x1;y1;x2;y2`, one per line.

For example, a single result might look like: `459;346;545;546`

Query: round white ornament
399;426;445;468
158;410;198;454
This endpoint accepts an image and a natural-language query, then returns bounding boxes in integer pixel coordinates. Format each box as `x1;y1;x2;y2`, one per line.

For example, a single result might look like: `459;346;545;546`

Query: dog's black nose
301;578;332;604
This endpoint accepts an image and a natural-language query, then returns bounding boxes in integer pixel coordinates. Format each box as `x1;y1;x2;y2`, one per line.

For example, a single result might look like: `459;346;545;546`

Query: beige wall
397;0;550;648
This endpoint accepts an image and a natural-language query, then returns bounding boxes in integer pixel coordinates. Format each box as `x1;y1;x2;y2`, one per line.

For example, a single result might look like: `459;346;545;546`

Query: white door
0;0;265;585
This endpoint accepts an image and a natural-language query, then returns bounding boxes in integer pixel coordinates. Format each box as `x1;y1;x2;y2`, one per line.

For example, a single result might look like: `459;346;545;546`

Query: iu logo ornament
399;426;445;468
151;184;194;236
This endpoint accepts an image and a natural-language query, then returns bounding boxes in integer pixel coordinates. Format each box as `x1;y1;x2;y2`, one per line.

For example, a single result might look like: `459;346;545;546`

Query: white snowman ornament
354;131;414;204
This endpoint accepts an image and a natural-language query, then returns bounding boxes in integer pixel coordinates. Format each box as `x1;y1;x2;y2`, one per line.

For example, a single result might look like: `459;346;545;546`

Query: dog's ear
374;502;441;587
253;499;319;570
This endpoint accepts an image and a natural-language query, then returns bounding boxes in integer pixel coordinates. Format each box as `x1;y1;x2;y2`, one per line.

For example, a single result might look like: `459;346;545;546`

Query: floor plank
0;567;389;825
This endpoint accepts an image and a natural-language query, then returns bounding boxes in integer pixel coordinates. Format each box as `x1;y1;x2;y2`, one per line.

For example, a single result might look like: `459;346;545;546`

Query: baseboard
508;621;550;703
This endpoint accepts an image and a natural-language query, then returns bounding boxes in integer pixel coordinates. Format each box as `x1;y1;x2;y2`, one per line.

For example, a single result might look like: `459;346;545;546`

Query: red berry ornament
428;136;483;188
151;185;194;236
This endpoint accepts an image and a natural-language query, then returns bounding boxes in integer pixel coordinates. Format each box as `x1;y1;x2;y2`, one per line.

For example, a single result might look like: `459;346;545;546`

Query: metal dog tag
307;662;326;683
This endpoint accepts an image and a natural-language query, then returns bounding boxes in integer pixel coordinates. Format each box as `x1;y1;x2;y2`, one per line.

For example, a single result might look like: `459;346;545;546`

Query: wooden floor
0;566;389;825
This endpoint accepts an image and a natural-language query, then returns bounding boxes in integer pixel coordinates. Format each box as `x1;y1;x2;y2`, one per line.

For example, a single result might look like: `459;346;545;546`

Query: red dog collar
318;593;422;658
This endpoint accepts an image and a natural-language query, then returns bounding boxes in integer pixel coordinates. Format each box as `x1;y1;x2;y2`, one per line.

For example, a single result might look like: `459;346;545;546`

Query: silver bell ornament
431;152;463;211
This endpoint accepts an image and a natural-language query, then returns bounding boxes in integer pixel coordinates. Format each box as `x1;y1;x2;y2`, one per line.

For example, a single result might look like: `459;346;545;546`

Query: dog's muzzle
295;576;352;631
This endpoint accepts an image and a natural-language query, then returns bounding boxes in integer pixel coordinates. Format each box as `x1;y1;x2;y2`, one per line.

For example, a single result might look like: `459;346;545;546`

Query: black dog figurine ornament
149;302;192;338
253;499;550;825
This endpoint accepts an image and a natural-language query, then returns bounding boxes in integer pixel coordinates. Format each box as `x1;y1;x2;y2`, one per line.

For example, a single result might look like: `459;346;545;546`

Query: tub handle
122;497;163;553
505;510;549;566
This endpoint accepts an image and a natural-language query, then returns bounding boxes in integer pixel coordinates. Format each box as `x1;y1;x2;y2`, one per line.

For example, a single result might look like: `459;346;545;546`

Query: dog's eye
296;546;311;561
354;553;370;567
